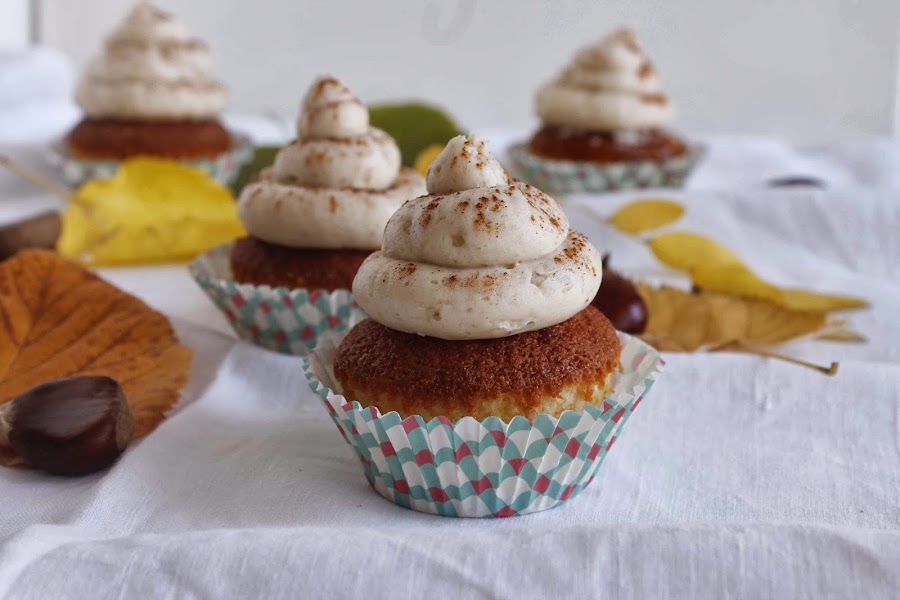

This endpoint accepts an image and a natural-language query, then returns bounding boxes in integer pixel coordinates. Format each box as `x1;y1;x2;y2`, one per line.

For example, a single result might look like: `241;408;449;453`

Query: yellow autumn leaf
636;283;833;352
649;231;744;271
687;263;779;300
649;231;868;312
413;143;446;177
58;158;245;265
609;198;685;234
689;264;868;311
775;288;869;312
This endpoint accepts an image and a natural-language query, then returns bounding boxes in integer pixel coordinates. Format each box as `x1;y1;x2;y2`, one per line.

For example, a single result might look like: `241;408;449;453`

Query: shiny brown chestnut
0;212;62;260
0;376;134;476
591;257;648;334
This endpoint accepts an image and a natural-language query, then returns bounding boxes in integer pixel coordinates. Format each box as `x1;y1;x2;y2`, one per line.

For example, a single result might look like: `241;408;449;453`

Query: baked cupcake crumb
335;306;621;421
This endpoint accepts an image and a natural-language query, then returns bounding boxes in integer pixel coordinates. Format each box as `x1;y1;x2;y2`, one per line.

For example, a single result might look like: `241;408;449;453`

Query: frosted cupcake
511;28;702;192
190;75;426;355
305;135;664;517
65;2;231;161
338;134;619;419
231;76;426;291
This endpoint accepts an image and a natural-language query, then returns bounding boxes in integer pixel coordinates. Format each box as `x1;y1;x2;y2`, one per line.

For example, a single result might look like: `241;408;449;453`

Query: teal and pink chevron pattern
305;327;665;518
47;133;254;187
189;242;366;355
507;142;705;194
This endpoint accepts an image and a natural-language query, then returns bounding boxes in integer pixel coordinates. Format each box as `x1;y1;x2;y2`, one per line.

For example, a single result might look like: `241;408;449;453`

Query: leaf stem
0;154;72;201
731;341;839;375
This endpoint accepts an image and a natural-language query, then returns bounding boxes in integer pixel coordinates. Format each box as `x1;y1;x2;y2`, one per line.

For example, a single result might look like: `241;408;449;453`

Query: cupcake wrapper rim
507;142;705;194
188;242;366;356
47;132;254;187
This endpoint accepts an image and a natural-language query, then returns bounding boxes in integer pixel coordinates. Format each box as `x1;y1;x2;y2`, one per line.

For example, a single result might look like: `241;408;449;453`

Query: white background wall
24;0;900;143
0;0;29;48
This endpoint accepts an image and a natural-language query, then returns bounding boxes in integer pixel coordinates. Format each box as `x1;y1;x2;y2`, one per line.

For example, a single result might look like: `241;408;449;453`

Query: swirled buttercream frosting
353;135;603;340
237;76;426;250
536;28;673;131
75;2;226;119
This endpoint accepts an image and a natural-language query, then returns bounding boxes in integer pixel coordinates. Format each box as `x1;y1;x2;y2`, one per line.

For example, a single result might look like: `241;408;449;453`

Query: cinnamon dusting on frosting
75;2;226;119
236;76;426;250
352;134;604;340
535;27;674;131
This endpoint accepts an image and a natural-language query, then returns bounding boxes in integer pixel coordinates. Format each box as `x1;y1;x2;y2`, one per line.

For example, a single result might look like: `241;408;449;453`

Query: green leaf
230;146;279;195
368;102;463;167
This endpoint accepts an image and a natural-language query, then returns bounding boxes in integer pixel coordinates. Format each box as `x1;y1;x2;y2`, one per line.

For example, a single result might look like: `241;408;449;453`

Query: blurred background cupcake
54;2;251;184
190;75;426;354
232;75;426;291
510;28;703;193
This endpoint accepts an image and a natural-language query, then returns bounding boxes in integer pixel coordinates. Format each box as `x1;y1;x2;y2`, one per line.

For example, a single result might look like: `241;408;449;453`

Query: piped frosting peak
75;2;226;119
536;28;673;131
353;134;604;339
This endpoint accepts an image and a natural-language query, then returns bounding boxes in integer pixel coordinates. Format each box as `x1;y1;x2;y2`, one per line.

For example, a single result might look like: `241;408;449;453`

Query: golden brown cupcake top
334;306;620;415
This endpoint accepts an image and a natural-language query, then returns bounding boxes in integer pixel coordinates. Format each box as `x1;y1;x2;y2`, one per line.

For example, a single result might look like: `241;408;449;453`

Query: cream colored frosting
272;128;400;190
353;134;603;340
238;167;425;250
297;78;368;139
106;1;189;42
536;28;673;131
75;2;226;119
237;76;426;250
268;77;402;190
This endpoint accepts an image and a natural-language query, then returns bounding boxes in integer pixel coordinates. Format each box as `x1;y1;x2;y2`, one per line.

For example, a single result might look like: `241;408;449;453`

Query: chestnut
0;376;134;476
592;257;648;334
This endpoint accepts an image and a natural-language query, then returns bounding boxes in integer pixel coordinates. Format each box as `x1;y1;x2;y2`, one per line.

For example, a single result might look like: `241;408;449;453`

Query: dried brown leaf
817;329;867;343
636;283;831;352
0;249;192;467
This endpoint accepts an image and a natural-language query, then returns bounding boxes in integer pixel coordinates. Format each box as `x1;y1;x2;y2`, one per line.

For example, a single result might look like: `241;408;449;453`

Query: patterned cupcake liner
47;133;254;187
188;242;366;356
305;324;665;518
507;142;705;194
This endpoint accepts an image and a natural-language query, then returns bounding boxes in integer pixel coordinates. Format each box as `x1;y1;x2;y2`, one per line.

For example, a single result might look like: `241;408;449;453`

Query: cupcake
232;75;427;290
189;76;426;355
340;133;618;419
510;28;702;192
306;135;665;516
57;3;249;184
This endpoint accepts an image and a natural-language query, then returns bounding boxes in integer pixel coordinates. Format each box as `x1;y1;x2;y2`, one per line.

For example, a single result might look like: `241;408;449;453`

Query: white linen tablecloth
0;132;898;599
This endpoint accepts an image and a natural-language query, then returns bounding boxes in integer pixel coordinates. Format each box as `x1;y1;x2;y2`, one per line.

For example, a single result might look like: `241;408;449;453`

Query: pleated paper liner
189;242;366;356
47;133;254;187
507;142;705;194
305;325;665;518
